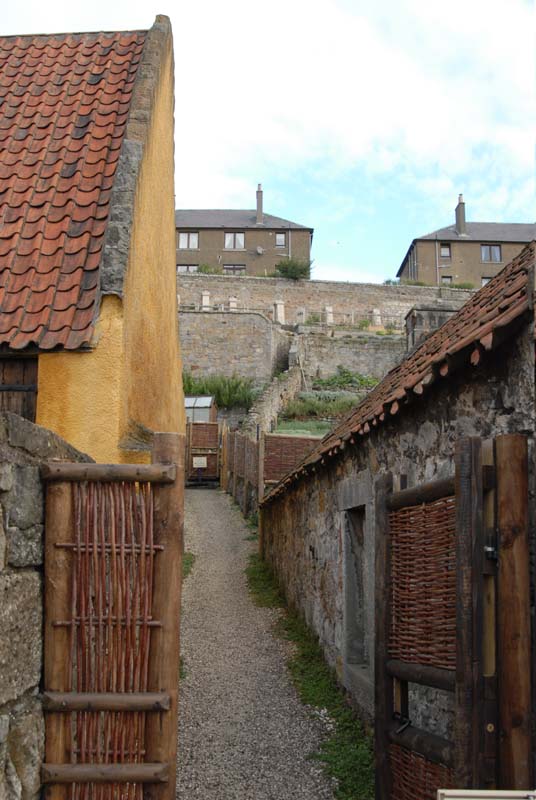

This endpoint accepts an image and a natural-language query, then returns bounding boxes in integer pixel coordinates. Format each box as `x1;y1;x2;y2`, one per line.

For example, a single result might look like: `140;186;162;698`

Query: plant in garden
183;372;258;409
275;258;311;280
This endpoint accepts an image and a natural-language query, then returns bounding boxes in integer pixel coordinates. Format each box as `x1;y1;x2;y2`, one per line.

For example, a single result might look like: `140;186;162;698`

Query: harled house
176;184;313;276
0;17;184;462
397;194;534;287
260;243;535;793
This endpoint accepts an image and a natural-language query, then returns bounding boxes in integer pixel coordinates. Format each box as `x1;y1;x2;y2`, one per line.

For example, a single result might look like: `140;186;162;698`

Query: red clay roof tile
0;28;147;350
262;243;535;505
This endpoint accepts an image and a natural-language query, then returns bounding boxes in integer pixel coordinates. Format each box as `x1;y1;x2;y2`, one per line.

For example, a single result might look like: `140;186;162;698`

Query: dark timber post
454;437;484;787
495;434;531;788
145;432;185;800
374;472;393;800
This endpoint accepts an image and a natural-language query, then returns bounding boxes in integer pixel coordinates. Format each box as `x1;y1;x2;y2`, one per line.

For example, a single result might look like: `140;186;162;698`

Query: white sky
2;0;534;281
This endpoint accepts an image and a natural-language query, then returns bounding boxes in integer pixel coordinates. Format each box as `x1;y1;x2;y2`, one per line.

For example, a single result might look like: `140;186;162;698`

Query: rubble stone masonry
0;414;90;799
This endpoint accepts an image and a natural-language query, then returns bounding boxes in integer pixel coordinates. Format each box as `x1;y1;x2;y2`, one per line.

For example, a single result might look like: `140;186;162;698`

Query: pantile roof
0;29;147;350
175;209;312;231
262;242;535;505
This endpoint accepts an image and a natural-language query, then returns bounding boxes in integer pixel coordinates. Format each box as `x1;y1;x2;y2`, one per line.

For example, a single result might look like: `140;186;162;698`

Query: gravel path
177;488;335;800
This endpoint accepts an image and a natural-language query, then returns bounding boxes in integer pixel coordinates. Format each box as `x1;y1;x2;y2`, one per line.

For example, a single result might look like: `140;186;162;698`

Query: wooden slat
41;463;176;483
495;434;531;789
44;482;73;800
386;660;455;692
374;473;393;800
387;476;454;510
43;691;170;712
42;763;168;783
454;438;481;787
145;433;185;800
387;723;454;768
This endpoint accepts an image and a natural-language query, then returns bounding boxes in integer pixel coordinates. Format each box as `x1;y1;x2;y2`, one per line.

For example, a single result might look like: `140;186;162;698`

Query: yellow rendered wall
119;39;185;456
36;295;125;463
37;35;184;463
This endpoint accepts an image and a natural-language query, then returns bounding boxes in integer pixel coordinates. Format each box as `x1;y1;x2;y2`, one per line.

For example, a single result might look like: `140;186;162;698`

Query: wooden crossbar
41;463;176;483
43;692;170;712
387;723;454;768
42;763;168;783
386;660;455;692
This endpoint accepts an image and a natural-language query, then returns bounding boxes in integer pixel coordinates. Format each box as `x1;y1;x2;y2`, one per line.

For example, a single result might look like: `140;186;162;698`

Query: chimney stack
455;193;466;236
256;183;263;225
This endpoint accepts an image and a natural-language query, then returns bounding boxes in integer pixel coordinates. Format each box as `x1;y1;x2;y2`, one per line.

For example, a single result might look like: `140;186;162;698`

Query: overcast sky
3;0;534;282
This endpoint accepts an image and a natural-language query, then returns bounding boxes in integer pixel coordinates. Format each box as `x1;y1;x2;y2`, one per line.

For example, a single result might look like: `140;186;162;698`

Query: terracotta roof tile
262;243;535;505
0;28;147;350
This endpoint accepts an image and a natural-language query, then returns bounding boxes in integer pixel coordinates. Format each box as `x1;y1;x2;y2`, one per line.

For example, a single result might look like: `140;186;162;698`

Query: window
224;232;245;250
177;265;198;274
441;276;452;285
223;265;246;275
439;242;451;259
275;232;286;247
481;277;492;286
344;507;367;667
481;244;501;263
178;232;199;249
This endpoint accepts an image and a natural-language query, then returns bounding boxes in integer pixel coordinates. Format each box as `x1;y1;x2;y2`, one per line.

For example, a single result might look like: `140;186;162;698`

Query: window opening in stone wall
275;232;286;247
439;242;451;259
177;265;198;273
223;265;246;275
344;506;367;667
441;275;452;285
481;243;501;262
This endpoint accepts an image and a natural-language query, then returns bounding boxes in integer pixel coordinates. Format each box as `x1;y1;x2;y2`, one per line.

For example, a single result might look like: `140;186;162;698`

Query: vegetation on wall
312;367;378;392
275;257;311;280
183;372;258;409
197;264;223;275
282;394;358;421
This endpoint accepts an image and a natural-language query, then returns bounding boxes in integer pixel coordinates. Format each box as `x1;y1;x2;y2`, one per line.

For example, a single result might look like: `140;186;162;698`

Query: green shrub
275;257;311;280
198;264;223;275
282;395;358;420
306;312;322;324
183;372;258;409
312;366;378;392
356;318;370;329
385;325;395;335
450;281;474;289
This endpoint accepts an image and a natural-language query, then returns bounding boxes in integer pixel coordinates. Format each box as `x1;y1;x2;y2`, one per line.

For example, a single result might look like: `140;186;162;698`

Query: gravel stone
177;488;335;800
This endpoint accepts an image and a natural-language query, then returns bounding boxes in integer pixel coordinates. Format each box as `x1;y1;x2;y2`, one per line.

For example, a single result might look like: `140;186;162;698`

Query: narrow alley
177;488;335;800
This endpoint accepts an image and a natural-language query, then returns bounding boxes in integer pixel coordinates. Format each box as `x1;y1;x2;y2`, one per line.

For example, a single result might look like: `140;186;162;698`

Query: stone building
397;194;534;288
260;243;535;786
176;184;313;277
0;17;184;462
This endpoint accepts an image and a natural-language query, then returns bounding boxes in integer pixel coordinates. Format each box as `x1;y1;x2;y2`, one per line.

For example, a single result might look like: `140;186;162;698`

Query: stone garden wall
0;413;90;799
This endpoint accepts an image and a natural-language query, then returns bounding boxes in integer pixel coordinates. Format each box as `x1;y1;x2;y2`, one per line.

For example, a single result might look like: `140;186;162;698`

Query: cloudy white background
3;0;534;281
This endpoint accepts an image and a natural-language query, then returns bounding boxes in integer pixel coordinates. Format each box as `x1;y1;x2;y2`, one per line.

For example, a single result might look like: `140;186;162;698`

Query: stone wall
260;324;535;728
300;330;406;382
0;413;90;799
179;310;292;386
242;366;304;437
177;273;473;328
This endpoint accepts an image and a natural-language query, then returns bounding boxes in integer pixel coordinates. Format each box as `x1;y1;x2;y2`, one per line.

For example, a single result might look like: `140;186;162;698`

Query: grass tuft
246;554;374;799
182;551;196;579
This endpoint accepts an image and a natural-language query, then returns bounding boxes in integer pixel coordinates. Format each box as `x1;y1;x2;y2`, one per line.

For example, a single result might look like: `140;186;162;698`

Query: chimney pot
256;183;263;225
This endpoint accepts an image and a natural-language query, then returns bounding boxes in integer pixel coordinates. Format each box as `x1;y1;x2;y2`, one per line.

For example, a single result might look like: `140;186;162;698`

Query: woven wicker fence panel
389;495;456;669
227;432;235;472
245;438;259;487
69;481;155;797
390;744;454;800
235;434;246;478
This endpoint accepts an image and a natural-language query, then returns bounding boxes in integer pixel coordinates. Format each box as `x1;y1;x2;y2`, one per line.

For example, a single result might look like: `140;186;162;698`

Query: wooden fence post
258;433;265;501
495;434;531;789
43;482;73;800
374;472;393;800
145;432;185;800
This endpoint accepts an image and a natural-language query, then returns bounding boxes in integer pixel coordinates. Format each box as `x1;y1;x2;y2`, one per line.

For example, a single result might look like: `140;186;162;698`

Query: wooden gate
375;435;531;799
185;422;220;483
41;433;184;799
